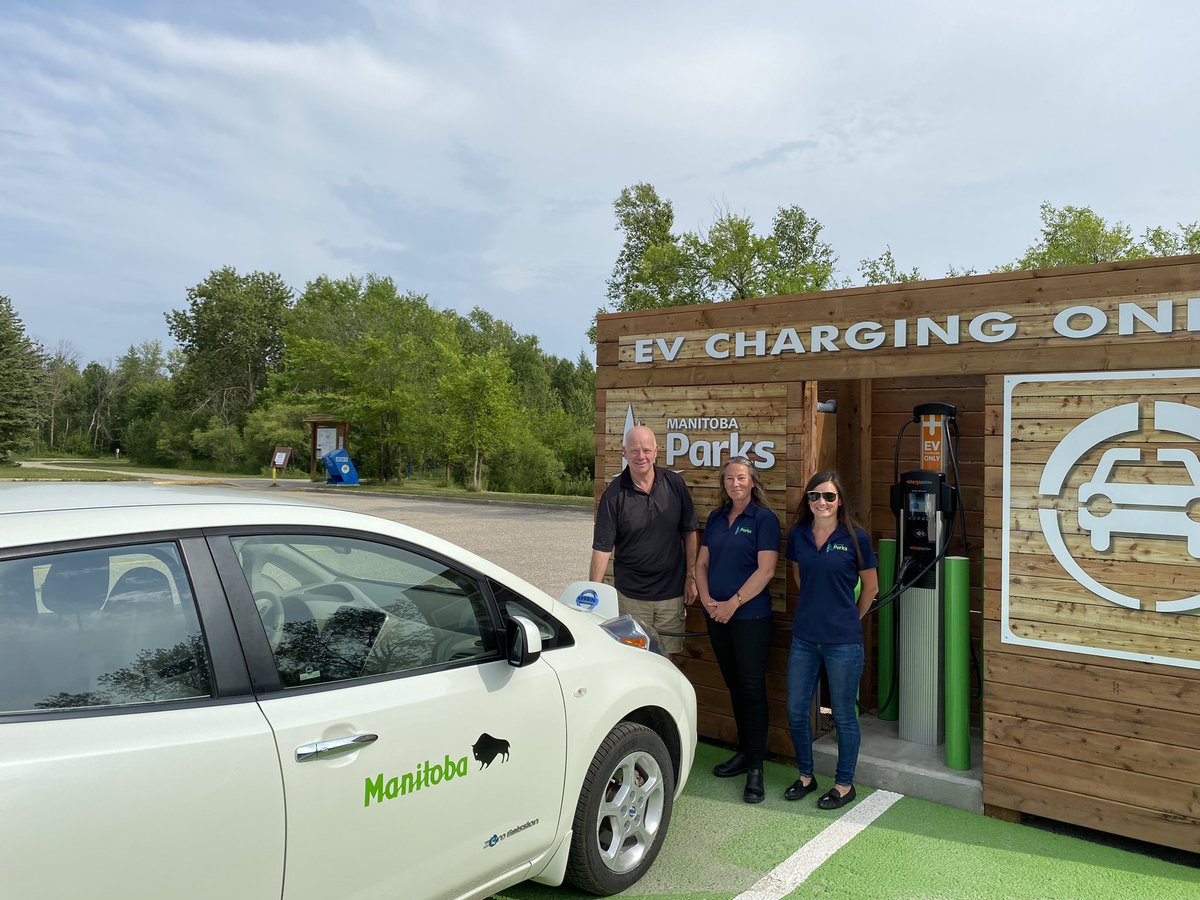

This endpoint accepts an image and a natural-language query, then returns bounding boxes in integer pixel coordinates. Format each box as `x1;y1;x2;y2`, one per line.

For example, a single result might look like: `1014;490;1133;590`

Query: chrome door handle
296;733;379;762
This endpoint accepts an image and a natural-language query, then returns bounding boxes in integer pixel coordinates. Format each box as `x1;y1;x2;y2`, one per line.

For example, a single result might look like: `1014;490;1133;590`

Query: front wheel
565;722;675;895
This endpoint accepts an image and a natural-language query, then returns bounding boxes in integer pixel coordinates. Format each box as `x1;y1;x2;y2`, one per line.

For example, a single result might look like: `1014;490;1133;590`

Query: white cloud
1;1;1199;364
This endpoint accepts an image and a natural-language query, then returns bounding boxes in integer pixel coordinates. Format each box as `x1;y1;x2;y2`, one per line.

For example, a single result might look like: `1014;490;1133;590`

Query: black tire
565;722;675;896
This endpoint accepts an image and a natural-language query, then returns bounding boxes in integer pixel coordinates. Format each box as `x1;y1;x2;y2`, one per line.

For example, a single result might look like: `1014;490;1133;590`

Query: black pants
706;615;773;766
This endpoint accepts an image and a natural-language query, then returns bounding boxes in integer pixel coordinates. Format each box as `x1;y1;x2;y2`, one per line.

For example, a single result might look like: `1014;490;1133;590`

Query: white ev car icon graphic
1077;447;1200;558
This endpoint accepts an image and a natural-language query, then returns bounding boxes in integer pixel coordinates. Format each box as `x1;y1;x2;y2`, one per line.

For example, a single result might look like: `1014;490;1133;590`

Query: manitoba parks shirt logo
1003;370;1200;670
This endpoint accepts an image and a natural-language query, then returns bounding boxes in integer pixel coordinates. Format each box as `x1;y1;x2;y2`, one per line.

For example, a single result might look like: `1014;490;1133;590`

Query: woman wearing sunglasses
693;456;780;803
783;470;878;810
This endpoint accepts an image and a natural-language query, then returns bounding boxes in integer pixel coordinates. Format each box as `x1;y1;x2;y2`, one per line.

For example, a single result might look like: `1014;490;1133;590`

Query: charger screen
908;492;933;517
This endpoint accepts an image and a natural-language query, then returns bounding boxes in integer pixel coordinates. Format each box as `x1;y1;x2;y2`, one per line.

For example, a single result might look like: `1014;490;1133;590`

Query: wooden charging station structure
594;254;1200;852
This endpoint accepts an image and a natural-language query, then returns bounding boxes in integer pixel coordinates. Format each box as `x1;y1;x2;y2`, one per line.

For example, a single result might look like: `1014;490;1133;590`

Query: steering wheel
255;591;285;648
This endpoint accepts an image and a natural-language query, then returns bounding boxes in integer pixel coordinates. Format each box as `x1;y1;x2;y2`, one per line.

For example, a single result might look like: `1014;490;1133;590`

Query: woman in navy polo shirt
694;456;780;804
784;470;878;810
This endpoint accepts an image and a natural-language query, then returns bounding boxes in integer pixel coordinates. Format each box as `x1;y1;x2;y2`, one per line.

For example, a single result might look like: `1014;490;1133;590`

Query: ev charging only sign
1002;370;1200;670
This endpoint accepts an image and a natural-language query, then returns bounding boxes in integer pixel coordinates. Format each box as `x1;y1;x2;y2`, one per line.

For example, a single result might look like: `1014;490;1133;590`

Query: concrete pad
812;714;983;813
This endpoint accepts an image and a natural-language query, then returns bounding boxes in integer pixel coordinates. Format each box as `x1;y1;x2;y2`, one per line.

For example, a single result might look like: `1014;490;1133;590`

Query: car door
0;537;284;899
213;531;568;900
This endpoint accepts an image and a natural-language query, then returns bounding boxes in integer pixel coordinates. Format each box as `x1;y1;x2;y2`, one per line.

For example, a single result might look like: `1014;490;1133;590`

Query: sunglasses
806;491;838;503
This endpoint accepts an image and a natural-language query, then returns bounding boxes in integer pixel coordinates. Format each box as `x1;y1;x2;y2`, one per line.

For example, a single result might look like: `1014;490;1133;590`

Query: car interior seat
318;605;387;681
37;551;112;701
0;563;40;712
274;595;322;686
40;551;110;627
104;567;175;616
103;565;182;659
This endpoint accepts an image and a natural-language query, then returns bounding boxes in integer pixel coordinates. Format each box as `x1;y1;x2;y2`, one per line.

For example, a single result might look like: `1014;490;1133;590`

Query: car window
0;543;212;714
490;579;574;650
230;534;500;687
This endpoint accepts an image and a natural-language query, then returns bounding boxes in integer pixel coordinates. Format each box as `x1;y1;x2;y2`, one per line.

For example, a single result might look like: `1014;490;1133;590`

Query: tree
110;341;168;453
166;267;293;428
440;348;518;491
452;307;556;415
79;361;121;451
769;205;838;295
606;183;681;309
36;341;80;451
591;183;703;340
548;351;595;427
0;295;42;456
119;379;188;465
685;208;775;301
241;401;312;474
1004;203;1141;270
593;185;840;341
687;204;840;301
858;247;922;285
996;203;1200;272
1139;222;1200;258
279;274;458;480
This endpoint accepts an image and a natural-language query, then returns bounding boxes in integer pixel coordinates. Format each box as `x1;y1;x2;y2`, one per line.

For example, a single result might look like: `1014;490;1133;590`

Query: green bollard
944;555;971;770
876;539;898;721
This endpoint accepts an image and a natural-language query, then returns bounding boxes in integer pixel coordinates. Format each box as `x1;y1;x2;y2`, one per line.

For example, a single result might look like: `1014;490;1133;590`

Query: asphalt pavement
15;462;595;598
295;488;595;599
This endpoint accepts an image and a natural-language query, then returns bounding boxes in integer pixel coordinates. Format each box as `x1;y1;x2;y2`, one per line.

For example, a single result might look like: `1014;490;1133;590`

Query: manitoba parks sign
605;384;785;475
1002;370;1200;669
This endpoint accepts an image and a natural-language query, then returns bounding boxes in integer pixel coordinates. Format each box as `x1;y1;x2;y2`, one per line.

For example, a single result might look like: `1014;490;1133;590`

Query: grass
0;463;142;482
15;457;285;479
325;477;593;508
3;457;594;507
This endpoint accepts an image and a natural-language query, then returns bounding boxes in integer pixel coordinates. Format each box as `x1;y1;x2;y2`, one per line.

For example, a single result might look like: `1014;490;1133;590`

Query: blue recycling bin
322;449;360;485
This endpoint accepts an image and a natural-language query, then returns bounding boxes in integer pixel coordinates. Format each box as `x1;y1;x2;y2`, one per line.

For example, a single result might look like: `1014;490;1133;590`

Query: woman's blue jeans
786;637;865;786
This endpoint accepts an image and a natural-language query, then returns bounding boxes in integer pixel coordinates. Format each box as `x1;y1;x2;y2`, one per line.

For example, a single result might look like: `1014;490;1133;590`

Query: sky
3;1;1200;367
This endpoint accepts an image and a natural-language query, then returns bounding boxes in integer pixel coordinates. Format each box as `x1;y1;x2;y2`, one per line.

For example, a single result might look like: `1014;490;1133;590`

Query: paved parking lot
289;488;595;599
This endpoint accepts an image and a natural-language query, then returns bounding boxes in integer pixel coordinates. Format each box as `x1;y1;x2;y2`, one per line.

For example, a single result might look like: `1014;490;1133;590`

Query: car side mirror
506;615;542;667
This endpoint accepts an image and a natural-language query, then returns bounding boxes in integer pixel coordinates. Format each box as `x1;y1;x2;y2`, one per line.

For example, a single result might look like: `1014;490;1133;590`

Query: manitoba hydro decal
620;404;776;472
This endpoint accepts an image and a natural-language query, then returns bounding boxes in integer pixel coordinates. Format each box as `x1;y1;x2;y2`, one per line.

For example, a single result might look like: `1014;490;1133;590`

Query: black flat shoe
743;767;764;803
817;785;856;809
784;776;818;801
713;752;749;778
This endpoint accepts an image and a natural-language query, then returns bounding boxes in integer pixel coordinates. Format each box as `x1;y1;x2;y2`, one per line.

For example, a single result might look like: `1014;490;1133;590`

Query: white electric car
0;483;696;900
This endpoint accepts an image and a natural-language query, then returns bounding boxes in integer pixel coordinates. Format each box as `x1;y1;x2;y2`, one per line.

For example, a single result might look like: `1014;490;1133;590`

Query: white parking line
734;790;904;900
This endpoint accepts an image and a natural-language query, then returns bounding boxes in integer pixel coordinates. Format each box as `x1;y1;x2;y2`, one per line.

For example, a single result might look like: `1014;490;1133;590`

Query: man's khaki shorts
616;591;686;655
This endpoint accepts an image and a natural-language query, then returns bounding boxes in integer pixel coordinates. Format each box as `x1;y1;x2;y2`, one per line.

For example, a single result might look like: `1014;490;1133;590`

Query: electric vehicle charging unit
875;402;971;763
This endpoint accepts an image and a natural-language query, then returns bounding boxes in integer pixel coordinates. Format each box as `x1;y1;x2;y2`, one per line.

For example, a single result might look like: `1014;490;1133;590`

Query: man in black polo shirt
590;425;699;660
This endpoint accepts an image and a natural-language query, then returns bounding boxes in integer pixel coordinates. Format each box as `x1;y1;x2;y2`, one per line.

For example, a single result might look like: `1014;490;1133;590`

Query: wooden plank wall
983;376;1200;853
596;258;1200;384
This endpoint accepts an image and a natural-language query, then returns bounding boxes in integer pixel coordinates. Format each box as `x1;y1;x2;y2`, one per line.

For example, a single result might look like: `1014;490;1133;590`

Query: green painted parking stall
494;742;1199;900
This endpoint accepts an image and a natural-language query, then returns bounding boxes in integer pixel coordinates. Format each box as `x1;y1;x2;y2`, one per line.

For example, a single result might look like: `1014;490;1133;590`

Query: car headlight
600;614;667;656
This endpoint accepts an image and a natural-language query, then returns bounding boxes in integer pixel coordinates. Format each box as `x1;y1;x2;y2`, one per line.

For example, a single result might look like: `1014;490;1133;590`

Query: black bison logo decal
473;733;511;768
